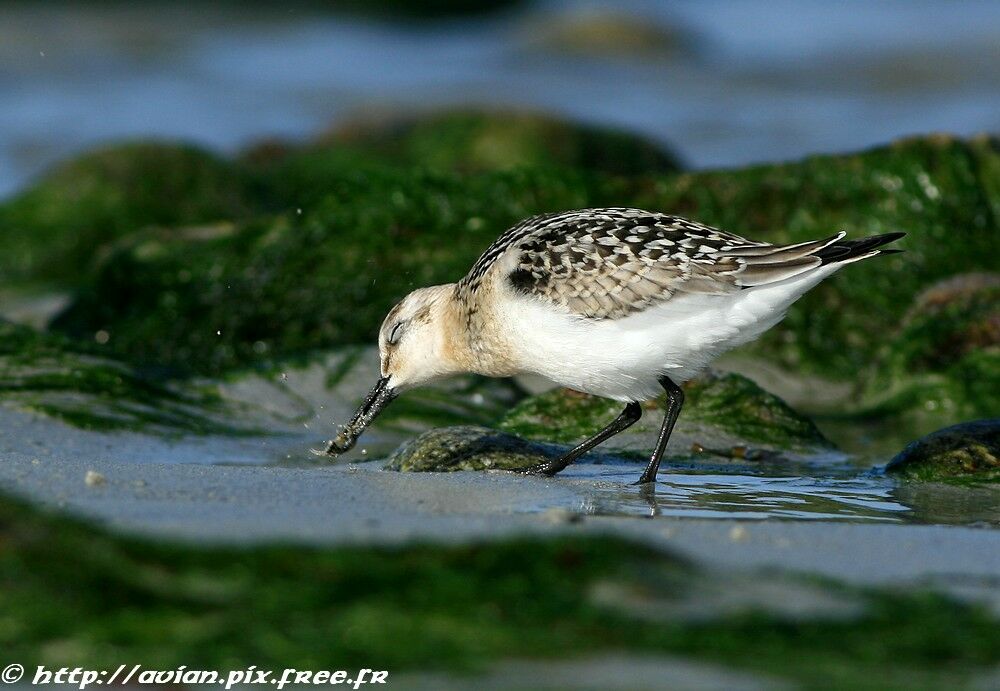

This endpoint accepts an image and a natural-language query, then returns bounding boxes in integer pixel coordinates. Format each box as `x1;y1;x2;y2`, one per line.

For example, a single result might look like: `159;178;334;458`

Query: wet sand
3;405;999;600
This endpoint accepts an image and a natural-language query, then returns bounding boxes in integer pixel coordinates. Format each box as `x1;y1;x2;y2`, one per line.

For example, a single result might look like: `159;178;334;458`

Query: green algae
884;273;1000;373
886;419;1000;483
847;349;1000;438
2;126;993;442
315;109;681;175
0;142;257;285
628;134;1000;379
849;274;1000;427
0;321;250;434
1;490;998;689
497;388;625;445
50;134;1000;389
53;165;624;374
498;372;830;453
681;371;831;450
383;424;560;471
376;376;522;431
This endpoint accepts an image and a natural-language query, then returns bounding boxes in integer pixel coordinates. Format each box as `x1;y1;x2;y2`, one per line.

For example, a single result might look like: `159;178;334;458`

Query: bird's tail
812;231;906;265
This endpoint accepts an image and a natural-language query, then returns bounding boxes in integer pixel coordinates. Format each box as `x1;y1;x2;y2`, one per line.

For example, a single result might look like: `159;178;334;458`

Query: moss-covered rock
848;274;1000;433
313;109;682;176
53;165;623;374
3;489;998;688
384;372;830;473
247;109;680;207
500;371;831;454
383;425;559;472
852;349;1000;444
0;320;246;433
887;273;1000;372
52;134;999;388
0;142;256;284
681;370;832;449
628;134;1000;378
886;420;1000;482
13;128;994;449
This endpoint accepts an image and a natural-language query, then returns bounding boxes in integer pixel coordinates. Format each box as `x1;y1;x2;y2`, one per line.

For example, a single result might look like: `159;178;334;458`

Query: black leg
526;401;642;477
636;376;685;485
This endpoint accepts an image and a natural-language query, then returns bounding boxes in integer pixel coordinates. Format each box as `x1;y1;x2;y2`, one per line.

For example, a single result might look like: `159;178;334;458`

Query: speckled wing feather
457;208;844;320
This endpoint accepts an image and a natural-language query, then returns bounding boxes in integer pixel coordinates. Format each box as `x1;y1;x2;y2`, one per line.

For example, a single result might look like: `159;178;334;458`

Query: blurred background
2;3;1000;689
3;0;999;197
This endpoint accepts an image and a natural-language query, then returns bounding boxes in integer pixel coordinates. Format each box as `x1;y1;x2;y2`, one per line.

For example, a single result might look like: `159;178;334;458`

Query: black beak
325;376;397;457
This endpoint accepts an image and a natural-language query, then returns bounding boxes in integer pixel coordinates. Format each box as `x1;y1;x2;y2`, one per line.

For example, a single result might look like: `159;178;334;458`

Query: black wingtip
815;231;906;265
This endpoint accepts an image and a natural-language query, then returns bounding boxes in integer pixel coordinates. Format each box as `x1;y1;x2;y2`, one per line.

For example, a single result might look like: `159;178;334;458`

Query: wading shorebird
325;208;903;484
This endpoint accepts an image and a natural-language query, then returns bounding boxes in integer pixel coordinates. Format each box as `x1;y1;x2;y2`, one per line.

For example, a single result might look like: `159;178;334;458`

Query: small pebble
84;470;106;487
541;508;583;525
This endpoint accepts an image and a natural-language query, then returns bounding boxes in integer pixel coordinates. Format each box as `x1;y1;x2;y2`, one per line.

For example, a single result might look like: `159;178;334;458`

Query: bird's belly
502;277;825;401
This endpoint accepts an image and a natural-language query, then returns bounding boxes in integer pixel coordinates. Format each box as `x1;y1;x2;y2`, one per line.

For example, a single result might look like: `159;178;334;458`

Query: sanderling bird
326;208;903;484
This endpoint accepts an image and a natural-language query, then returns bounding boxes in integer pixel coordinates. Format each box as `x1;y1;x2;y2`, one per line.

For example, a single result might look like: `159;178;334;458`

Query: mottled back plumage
454;208;872;320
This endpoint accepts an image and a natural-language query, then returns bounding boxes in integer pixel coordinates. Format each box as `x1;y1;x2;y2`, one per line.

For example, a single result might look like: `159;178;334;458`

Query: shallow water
504;460;999;526
5;348;999;530
582;471;912;523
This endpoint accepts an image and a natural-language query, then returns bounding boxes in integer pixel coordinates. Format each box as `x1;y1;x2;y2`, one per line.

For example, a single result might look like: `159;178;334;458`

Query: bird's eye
388;321;404;345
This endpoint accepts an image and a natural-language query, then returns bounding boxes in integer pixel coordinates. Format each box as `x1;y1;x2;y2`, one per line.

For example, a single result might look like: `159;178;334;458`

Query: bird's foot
516;464;558;477
515;459;568;477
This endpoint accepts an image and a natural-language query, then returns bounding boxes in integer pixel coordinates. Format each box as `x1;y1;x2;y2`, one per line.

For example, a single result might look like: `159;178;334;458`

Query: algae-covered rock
385;372;831;473
0;142;255;284
384;425;560;472
53;165;622;374
53;134;999;386
681;370;832;449
886;420;1000;482
888;273;1000;373
7;487;994;689
499;371;832;459
276;108;681;180
629;134;1000;379
851;348;1000;445
0;320;245;433
849;273;1000;429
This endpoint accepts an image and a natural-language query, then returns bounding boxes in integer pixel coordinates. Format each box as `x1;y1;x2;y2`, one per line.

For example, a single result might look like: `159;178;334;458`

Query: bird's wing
457;208;844;320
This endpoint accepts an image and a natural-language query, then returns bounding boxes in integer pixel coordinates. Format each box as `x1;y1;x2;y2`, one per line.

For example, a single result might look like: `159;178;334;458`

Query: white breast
497;264;840;401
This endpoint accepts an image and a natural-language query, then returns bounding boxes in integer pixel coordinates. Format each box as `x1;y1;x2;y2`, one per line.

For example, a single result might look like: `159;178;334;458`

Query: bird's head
325;284;460;456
